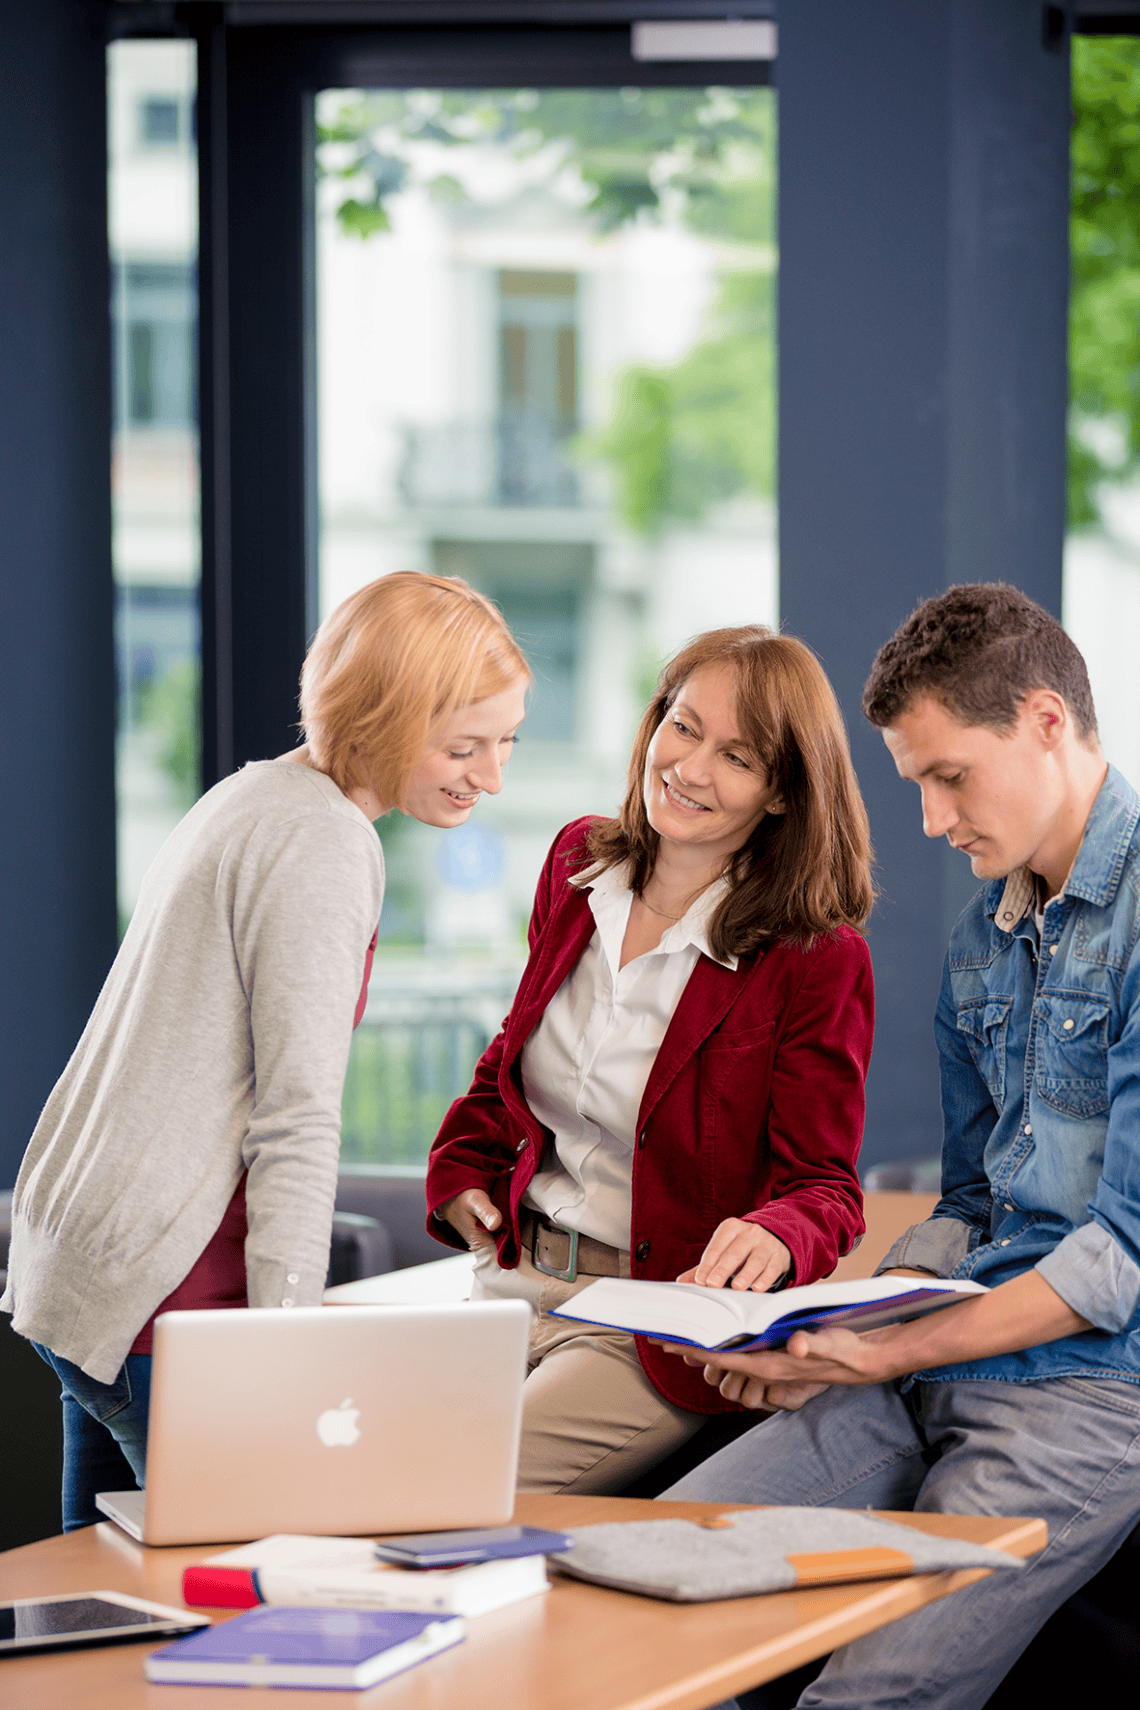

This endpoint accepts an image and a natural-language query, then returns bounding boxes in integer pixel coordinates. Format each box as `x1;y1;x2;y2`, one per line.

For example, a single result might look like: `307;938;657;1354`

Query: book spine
252;1569;461;1612
180;1562;454;1612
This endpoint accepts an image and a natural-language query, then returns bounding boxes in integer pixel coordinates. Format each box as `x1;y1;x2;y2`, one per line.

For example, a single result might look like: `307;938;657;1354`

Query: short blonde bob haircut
300;572;530;809
587;626;875;957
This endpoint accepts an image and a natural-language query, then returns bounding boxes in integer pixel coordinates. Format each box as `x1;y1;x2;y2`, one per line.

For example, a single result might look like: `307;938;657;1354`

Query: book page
554;1274;986;1350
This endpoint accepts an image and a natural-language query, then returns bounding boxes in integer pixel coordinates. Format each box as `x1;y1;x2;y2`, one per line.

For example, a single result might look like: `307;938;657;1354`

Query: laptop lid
97;1300;530;1547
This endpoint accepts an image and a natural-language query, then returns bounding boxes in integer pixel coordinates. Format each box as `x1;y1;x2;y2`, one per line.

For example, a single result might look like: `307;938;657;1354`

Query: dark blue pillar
0;0;117;1186
777;0;1070;1166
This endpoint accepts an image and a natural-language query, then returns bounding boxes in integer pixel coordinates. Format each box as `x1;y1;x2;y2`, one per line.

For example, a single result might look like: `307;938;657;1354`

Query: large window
1064;36;1140;789
108;40;201;929
316;84;777;1164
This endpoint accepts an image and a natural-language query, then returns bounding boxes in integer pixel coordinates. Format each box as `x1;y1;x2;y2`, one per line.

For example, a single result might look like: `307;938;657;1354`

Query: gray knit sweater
1;760;384;1382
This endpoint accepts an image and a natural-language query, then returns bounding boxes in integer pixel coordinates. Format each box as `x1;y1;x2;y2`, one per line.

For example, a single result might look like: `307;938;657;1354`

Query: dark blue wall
0;0;118;1187
777;0;1071;1166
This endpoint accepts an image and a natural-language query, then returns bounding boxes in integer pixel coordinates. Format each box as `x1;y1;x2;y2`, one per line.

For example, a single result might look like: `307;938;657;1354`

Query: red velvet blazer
426;819;874;1413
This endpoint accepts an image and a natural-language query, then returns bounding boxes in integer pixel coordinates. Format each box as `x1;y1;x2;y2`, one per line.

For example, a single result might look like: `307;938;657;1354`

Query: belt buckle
532;1222;579;1284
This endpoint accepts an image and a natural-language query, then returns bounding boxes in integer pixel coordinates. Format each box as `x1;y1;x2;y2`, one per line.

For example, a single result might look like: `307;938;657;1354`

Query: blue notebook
144;1605;465;1689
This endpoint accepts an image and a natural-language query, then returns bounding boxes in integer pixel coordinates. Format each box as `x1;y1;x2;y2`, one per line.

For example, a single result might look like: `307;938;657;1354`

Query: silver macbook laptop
95;1299;530;1546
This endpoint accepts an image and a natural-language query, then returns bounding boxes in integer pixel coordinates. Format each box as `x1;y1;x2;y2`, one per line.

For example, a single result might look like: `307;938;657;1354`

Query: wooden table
0;1495;1044;1710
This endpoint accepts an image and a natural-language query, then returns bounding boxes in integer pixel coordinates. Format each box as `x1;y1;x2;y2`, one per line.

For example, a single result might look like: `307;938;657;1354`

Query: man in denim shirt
667;586;1140;1710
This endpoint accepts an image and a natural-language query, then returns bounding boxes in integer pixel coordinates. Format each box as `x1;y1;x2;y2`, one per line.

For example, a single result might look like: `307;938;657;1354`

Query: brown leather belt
521;1208;623;1283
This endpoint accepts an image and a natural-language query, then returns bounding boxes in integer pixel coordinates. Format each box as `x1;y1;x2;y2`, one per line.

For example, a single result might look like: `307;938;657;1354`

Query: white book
189;1534;550;1618
551;1273;987;1351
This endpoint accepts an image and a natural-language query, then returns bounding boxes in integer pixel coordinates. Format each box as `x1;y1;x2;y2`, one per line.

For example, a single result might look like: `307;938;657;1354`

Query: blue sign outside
434;820;507;892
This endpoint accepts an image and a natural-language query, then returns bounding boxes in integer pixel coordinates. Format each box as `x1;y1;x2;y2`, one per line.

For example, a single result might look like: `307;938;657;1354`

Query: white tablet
0;1591;209;1655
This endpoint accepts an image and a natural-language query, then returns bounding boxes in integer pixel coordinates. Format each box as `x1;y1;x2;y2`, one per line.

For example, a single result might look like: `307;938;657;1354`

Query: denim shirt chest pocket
1033;991;1111;1118
956;995;1013;1108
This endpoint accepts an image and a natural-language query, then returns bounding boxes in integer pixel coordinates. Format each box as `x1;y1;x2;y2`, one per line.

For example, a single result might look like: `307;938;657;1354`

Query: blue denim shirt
881;766;1140;1384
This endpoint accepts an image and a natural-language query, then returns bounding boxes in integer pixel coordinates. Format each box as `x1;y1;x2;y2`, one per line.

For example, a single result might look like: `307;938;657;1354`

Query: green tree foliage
1070;37;1140;527
138;659;201;812
589;270;774;533
317;86;775;534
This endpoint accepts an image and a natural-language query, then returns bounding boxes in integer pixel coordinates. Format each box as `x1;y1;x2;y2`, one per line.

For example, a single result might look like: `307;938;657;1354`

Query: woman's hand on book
676;1220;792;1293
437;1189;502;1252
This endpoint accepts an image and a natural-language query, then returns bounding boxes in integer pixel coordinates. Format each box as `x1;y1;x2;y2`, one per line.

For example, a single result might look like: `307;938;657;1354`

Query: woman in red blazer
426;626;875;1494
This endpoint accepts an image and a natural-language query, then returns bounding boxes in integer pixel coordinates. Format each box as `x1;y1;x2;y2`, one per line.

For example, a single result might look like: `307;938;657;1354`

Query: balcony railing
340;956;525;1167
397;415;581;509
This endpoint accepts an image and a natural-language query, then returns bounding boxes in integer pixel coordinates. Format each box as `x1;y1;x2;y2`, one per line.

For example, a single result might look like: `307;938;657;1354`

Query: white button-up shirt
520;863;735;1250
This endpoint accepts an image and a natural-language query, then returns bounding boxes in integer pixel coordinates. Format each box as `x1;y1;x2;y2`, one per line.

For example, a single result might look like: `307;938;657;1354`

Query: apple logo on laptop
316;1398;361;1448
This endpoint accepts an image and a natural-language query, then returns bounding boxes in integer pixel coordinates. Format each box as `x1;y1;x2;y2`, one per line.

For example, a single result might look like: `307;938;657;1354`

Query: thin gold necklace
640;895;685;922
639;880;713;923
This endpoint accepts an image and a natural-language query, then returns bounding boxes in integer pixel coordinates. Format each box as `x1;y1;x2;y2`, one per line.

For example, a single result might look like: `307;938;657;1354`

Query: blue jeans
665;1375;1140;1710
33;1345;152;1532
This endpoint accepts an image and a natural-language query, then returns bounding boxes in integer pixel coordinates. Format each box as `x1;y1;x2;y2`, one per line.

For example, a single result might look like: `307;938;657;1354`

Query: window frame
193;14;773;787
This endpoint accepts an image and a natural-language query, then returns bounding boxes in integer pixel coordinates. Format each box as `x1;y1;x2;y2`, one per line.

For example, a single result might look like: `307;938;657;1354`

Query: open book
551;1273;986;1352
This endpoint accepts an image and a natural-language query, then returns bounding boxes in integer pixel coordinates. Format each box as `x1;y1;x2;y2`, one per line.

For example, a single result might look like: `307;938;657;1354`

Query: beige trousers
470;1243;705;1495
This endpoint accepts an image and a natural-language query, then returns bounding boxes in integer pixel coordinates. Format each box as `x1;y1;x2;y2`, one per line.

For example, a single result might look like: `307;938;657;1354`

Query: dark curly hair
862;583;1097;739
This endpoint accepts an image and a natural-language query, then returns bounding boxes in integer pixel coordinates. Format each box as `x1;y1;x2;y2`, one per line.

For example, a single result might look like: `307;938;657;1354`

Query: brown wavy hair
587;627;875;957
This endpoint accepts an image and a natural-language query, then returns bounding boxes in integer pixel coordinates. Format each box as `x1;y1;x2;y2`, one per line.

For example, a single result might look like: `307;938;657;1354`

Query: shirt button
1049;944;1057;956
1000;1238;1011;1247
281;1298;294;1308
635;1240;651;1262
1063;1018;1075;1031
286;1273;299;1284
1004;1202;1014;1211
1023;1124;1032;1136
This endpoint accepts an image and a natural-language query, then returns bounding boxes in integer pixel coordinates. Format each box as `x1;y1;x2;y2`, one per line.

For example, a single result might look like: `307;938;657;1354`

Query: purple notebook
373;1524;574;1567
144;1605;465;1690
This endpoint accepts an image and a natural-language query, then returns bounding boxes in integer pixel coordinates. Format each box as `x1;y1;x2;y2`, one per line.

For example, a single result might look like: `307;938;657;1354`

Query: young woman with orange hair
427;626;875;1494
4;571;529;1529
